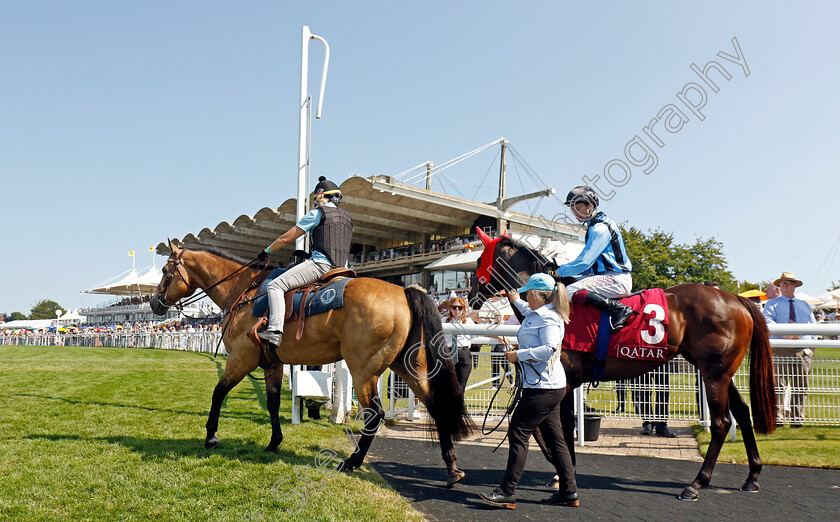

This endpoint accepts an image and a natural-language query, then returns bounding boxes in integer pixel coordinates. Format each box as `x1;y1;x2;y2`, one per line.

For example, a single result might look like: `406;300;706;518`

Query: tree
8;311;27;321
678;237;736;291
735;279;767;294
620;226;738;292
29;299;64;320
620;226;679;291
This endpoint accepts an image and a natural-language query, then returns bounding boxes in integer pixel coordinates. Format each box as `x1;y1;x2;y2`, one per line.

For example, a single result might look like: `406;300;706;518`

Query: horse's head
467;228;559;310
150;241;199;315
467;228;524;310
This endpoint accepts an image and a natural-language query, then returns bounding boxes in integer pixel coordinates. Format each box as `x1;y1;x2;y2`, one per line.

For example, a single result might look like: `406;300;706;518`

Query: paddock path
371;418;840;520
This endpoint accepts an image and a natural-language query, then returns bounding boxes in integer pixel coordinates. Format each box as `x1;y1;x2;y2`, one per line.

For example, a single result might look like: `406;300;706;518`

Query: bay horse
149;243;472;487
467;232;776;501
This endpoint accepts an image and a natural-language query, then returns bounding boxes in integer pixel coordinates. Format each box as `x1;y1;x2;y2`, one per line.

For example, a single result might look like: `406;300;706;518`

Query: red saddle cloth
561;289;669;362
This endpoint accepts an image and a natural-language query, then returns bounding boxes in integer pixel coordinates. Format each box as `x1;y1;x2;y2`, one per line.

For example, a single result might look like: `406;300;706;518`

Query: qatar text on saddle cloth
562;289;669;362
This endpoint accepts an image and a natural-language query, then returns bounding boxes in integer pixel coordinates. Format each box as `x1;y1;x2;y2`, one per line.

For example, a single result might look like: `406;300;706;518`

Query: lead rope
482;357;546;452
482;361;522;452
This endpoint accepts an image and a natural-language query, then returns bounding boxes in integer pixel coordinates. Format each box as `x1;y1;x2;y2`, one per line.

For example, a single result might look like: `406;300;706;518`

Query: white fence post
575;385;586;447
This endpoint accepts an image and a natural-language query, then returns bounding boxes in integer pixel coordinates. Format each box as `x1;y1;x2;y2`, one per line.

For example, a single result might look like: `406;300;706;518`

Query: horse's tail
737;295;777;434
402;287;474;442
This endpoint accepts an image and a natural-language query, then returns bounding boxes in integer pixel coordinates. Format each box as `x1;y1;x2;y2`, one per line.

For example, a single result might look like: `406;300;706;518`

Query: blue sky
1;1;839;314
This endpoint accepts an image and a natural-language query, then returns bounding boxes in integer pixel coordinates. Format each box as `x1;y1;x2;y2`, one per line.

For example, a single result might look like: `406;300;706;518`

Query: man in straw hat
762;272;816;427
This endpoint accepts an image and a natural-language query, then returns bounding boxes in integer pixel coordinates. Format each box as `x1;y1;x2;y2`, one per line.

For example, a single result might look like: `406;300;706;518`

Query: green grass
813;347;840;358
0;346;425;522
694;425;840;468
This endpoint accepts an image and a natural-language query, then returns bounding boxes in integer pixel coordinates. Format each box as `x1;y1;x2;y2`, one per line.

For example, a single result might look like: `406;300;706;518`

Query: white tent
794;291;824;307
0;319;53;330
814;288;840;309
55;309;86;325
137;265;163;288
84;265;163;296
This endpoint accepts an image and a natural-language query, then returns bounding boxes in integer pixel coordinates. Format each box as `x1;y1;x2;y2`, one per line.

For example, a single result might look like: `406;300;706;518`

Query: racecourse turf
0;345;425;522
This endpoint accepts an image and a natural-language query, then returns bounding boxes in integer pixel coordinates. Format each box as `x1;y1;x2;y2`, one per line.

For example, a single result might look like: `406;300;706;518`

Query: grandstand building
156;172;585;293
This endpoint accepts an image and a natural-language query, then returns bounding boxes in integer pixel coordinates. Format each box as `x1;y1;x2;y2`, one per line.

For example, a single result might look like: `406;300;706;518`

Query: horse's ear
168;239;181;256
502;229;510;238
476;227;491;245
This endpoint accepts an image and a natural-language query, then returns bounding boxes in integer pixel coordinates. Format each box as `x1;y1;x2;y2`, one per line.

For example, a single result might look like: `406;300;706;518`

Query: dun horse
468;232;776;501
150;243;472;487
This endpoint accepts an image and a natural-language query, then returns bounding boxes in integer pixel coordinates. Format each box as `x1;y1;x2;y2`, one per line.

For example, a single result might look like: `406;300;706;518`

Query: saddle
562;288;670;362
249;267;356;365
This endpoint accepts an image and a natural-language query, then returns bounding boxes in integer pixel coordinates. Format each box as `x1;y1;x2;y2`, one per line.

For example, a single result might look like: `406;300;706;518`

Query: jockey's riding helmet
314;176;342;204
564;185;599;209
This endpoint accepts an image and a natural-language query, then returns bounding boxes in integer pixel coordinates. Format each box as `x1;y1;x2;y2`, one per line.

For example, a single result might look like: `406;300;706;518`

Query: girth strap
592;310;611;384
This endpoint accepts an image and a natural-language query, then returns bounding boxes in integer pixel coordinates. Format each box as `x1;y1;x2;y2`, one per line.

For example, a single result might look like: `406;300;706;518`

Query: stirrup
258;330;282;347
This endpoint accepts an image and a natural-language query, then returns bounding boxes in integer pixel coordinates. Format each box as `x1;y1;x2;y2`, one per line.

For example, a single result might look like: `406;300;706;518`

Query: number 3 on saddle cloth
562;289;669;382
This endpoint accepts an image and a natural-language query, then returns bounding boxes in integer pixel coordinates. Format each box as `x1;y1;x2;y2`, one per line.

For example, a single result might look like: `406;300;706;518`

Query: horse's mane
496;236;552;274
496;236;523;250
185;246;261;267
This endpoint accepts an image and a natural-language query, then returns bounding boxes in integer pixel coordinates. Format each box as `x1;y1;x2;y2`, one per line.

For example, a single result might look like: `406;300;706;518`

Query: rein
159;251;271;314
157;251;272;359
214;263;273;360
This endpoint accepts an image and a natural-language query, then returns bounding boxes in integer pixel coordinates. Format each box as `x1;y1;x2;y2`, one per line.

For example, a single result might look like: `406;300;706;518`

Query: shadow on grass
12;393;273;425
24;432;314;465
189;351;284;414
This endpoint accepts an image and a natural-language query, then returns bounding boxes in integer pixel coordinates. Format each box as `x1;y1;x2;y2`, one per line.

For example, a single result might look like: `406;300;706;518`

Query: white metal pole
293;27;330;425
291;26;312;425
296;27;330;251
296;25;311;251
576;385;586;447
309;35;330;119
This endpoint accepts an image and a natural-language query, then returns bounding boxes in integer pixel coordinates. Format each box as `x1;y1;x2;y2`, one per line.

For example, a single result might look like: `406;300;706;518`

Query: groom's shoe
478;488;516;509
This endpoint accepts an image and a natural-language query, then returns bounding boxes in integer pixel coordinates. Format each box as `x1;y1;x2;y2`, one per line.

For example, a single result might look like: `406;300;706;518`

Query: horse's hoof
445;470;466;489
678;486;700;501
337;460;354;473
740;480;760;493
205;436;220;450
263;437;282;454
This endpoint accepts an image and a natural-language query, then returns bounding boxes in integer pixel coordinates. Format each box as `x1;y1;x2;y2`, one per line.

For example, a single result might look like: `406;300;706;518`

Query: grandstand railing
382;323;840;431
0;332;227;355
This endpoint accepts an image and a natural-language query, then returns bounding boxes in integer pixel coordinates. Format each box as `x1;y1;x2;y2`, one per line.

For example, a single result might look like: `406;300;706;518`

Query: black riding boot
583;291;636;334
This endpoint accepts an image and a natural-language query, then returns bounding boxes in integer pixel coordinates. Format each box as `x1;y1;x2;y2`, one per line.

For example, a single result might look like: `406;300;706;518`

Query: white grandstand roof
83;265;163;296
155;175;583;270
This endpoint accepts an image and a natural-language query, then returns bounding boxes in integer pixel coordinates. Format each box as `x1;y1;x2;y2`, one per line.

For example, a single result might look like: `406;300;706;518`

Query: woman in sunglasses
444;296;474;392
479;273;578;509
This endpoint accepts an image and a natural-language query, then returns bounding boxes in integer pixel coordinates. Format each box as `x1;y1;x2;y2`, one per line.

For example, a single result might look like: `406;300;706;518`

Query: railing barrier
3;322;839;442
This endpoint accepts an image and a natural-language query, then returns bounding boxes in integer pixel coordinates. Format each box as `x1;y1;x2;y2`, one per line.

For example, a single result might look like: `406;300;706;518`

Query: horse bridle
474;242;562;302
157;249;190;309
156;249;270;311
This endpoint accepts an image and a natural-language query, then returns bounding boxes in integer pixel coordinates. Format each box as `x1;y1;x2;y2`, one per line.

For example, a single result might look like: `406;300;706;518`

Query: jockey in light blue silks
554;185;635;333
